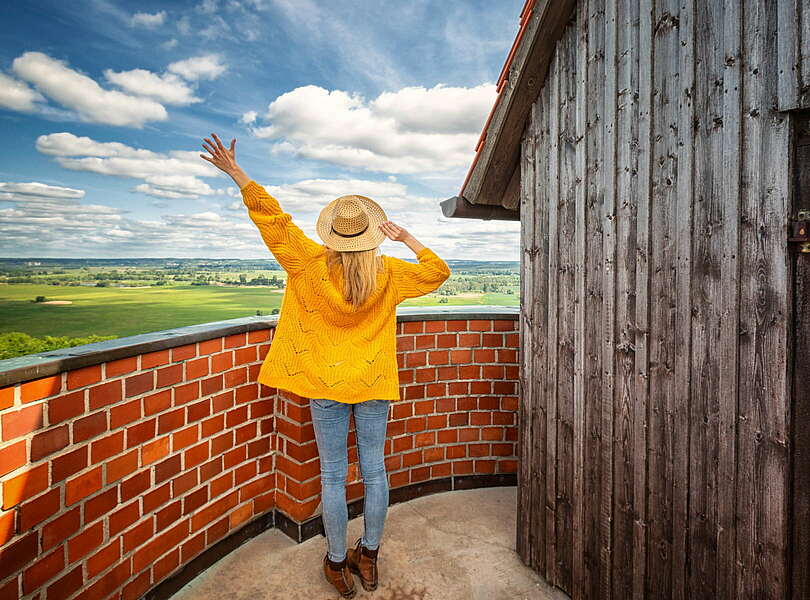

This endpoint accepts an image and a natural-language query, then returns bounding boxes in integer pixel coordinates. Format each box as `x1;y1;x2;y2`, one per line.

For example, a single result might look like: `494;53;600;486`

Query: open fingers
211;133;227;153
202;140;217;156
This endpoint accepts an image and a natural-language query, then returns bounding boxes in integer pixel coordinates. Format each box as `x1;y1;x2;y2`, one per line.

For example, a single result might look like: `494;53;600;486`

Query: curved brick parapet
0;306;518;600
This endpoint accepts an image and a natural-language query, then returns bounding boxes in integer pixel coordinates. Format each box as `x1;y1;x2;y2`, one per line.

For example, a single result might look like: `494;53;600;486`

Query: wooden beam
439;196;520;221
462;0;577;208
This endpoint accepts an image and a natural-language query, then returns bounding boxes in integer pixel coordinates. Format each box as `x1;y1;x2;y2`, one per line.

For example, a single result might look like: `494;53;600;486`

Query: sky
0;0;525;261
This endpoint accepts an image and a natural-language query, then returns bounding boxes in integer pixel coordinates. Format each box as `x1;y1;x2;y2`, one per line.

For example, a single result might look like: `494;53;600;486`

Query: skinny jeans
309;397;391;562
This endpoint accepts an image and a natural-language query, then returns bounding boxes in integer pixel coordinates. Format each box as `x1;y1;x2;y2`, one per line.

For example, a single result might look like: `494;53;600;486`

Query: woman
200;133;451;598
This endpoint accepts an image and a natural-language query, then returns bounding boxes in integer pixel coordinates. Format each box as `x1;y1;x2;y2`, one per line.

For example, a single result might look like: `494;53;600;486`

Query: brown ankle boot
323;553;356;598
346;536;379;592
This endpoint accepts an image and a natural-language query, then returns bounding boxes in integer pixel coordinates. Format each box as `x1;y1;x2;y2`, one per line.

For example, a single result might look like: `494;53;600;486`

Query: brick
175;381;200;405
186;357;209;380
110;399;141;429
31;425;69;461
87;539;120;579
123;519;153;553
46;565;83;600
120;471;150;502
23;546;64;593
109;500;139;536
106;448;138;484
126;418;156;448
171;343;197;361
66;466;102;505
184;441;209;469
67;365;102;390
187;399;211;423
125;372;153;398
73;411;107;442
144;389;172;415
142;435;170;465
201;374;224;396
84;487;118;523
132;518;190;572
142;349;169;369
2;403;44;440
0;440;26;477
211;351;233;373
41;506;81;551
52;447;92;485
2;463;48;509
49;390;86;424
199;338;222;355
20;375;61;404
234;346;257;365
0;386;13;410
172;424;199;451
68;520;103;563
143;482;171;513
172;470;198;497
154;455;182;484
224;332;246;349
88;380;122;410
0;531;36;579
235;383;258;404
122;571;151;600
78;559;131;600
106;356;137;376
201;414;225;437
91;431;124;464
18;487;60;530
156;499;182;532
156;364;183;389
158;407;185;434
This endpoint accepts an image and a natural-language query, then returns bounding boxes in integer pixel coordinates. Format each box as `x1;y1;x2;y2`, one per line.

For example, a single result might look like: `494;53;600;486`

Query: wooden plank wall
777;0;810;111
516;0;797;598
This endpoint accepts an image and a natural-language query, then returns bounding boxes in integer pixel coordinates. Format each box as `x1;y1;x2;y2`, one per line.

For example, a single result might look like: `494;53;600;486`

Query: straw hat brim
316;195;388;251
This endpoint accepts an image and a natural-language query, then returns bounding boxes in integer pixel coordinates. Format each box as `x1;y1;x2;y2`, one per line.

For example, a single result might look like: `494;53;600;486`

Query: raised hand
378;220;412;243
200;133;238;175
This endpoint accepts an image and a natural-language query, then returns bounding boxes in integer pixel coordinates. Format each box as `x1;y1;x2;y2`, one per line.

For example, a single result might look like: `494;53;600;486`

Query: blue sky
0;0;524;260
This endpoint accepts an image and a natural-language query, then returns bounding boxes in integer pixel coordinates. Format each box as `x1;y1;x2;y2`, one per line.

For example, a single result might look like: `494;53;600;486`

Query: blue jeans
309;397;391;562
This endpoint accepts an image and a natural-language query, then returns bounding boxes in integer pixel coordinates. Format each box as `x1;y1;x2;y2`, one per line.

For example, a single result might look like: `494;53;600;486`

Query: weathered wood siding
516;0;800;598
778;0;810;111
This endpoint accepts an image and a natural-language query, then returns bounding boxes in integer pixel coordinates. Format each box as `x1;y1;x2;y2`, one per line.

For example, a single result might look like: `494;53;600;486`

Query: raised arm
377;220;450;302
200;133;322;274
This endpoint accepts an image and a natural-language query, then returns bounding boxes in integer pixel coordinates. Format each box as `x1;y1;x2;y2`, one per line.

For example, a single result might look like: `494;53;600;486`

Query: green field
0;284;517;340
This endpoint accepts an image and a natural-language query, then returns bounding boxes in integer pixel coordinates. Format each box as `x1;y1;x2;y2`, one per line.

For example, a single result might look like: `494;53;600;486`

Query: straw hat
316;194;387;252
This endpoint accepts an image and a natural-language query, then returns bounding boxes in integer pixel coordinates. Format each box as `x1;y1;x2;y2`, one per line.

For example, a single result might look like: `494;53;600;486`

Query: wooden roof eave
445;0;576;219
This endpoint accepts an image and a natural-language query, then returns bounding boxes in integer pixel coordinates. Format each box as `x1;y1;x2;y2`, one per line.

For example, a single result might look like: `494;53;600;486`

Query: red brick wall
0;317;518;600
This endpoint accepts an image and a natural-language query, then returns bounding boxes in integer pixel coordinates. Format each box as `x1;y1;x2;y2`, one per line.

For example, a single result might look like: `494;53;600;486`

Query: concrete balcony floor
173;486;567;600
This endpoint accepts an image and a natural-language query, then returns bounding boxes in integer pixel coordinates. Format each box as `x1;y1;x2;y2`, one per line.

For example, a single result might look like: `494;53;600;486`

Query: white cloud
103;68;199;105
36;132;221;199
0;181;84;199
248;83;496;174
198;0;219;14
0;72;46;112
11;51;167;127
240;110;257;124
130;11;167;28
162;38;179;50
167;54;226;80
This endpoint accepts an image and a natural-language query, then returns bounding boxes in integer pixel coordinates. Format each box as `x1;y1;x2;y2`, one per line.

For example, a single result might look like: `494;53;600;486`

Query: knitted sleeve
241;180;323;274
388;247;451;303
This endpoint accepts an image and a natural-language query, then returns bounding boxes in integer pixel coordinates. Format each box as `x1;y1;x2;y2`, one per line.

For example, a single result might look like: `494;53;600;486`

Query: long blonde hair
325;246;385;309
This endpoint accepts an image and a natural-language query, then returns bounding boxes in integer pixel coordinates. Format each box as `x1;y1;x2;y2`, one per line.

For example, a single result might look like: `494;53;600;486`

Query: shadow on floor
172;486;568;600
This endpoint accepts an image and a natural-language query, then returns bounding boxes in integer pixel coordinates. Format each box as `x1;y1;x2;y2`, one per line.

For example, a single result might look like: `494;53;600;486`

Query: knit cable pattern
241;180;451;403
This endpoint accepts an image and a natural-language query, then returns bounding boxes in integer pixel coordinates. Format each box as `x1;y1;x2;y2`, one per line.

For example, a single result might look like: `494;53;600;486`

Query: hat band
330;223;369;238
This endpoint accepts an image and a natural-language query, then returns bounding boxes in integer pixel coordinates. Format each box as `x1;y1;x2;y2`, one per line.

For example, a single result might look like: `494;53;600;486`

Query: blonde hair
325;246;385;309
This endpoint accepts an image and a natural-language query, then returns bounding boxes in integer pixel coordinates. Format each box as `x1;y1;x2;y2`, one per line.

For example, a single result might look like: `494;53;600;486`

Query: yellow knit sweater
241;180;451;404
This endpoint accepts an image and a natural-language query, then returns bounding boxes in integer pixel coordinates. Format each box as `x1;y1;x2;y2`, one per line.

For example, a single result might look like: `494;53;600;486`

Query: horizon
0;0;524;262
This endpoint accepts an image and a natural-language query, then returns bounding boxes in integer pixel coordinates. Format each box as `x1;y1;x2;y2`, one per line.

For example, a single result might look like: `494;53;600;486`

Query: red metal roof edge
460;0;536;199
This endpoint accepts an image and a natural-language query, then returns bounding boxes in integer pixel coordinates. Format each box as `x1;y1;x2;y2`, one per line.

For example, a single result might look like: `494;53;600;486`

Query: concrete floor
172;486;568;600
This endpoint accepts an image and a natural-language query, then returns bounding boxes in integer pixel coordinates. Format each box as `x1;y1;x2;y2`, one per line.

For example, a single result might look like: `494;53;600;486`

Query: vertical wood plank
584;2;606;597
601;0;618;596
517;96;537;567
612;0;640;595
647;0;684;596
545;41;562;588
717;0;742;597
738;1;791;598
532;75;552;579
632;0;654;597
556;17;579;595
573;0;589;594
